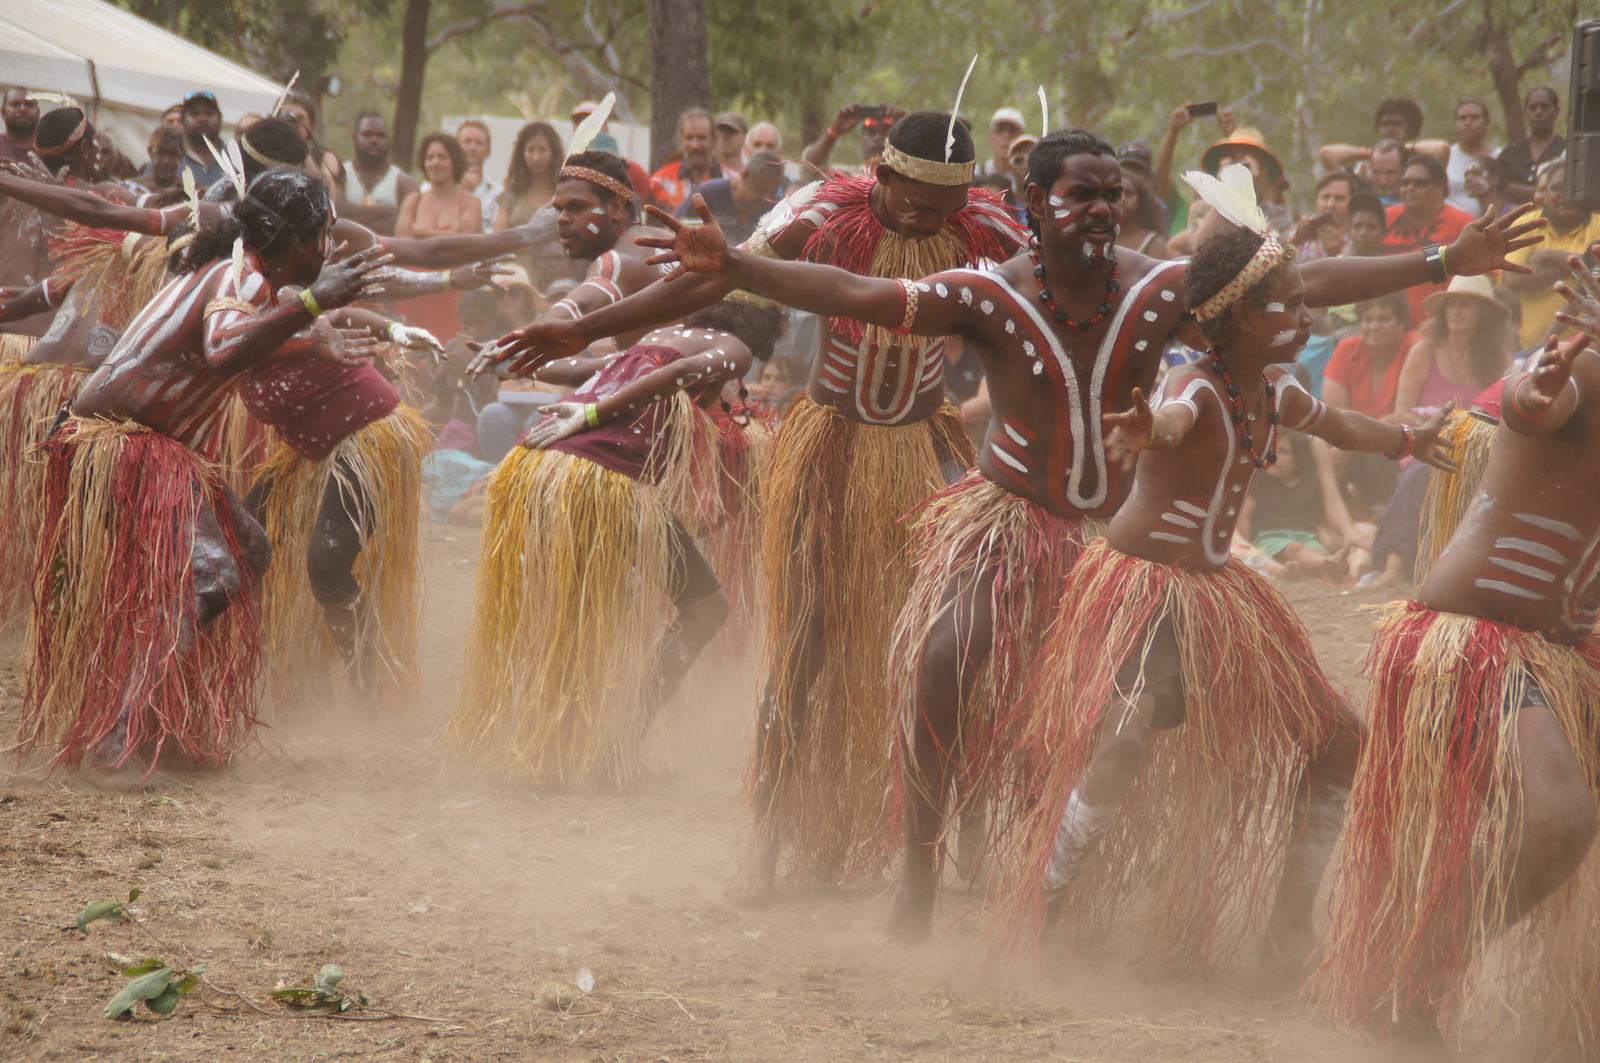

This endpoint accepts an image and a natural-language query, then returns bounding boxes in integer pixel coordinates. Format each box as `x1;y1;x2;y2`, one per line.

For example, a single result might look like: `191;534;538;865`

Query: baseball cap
1118;138;1153;175
182;91;220;114
570;100;600;122
714;111;748;133
990;107;1025;131
589;132;621;157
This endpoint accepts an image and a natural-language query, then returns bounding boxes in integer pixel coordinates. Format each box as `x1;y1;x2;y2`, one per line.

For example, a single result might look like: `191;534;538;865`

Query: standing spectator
1202;127;1291;235
1364;139;1408;205
177;91;224;189
979;107;1025;177
455;119;500;229
568;100;654;205
397;132;482;341
132;127;184;195
493;121;561;230
1345;191;1389;257
1393;274;1516;424
1500;87;1564;204
1;87;38;161
1382;154;1477;324
278;91;342;197
1444;98;1498;215
159;103;183;132
1503;160;1600;349
713;111;748;176
650;108;722;210
744;122;782;164
673;149;785;245
801;101;902;176
1116;165;1169;258
1461;155;1512;219
339;111;418;237
1319;97;1449;175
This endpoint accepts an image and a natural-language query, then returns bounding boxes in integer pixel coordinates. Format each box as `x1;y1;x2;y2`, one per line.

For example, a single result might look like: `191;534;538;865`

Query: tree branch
425;3;549;55
1515;29;1566;76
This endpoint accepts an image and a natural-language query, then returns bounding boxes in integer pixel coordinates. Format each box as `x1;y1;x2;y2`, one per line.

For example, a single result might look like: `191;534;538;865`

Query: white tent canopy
0;0;285;155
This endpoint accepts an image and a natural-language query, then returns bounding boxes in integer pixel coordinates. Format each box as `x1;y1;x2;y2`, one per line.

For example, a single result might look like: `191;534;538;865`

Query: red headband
560;165;637;204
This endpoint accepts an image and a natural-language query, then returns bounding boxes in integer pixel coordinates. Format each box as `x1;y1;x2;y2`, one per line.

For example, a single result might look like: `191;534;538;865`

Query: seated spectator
398;133;482;238
1323;293;1417;419
980;107;1026;178
1393;274;1516;424
1345;191;1389;256
674;150;786;245
1443;98;1498;215
132;126;184;195
744;122;782;163
1503;159;1600;349
1363;139;1408;205
1500;86;1564;203
455;119;500;228
494;123;562;229
1293;172;1357;261
1238;431;1354;582
1201;127;1292;236
279;90;342;197
1382;153;1476;323
1317;96;1448;179
801;101;902;176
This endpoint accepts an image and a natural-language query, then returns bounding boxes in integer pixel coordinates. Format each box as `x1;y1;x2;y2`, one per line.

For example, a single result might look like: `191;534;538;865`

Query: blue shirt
180;150;224;191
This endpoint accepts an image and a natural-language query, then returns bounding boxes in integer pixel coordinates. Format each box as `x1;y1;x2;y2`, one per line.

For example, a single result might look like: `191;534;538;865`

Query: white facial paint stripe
1270;329;1298;347
1264;302;1286;313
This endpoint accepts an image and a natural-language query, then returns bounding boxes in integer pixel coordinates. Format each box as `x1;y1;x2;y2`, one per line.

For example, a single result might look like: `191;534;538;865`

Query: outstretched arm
0;278;72;323
1101;385;1202;472
0;170;194;233
1285;383;1457;471
1299;203;1541;307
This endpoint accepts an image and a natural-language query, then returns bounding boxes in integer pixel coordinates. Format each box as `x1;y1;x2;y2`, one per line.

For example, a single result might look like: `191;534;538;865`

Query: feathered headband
1182;163;1290;323
881;53;980;187
557;92;636;203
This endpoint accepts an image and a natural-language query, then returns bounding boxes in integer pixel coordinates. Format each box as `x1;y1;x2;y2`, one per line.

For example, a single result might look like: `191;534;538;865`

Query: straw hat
1201;127;1284;187
1420;274;1508;320
493;263;535;293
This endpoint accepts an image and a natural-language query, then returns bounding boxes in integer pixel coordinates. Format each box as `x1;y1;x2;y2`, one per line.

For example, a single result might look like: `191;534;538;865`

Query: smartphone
1185;101;1219;118
856;104;888;121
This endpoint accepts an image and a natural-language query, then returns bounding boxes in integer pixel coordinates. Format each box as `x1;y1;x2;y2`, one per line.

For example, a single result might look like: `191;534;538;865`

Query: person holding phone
801;101;906;175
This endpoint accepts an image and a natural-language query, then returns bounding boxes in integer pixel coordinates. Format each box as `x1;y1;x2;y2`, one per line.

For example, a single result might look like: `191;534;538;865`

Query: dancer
1315;271;1600;1057
446;295;783;787
498;111;1026;895
637;137;1538;936
19;170;387;782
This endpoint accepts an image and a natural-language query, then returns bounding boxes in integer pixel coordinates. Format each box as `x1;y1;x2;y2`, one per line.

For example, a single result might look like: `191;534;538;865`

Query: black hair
1347;191;1387;228
1021;129;1117;237
35;107;95;174
150;126;184;154
1374;97;1424;140
560;149;635;210
1455;97;1491;121
684;297;785;361
1122;166;1165;232
179;169;332;275
281;90;318;130
354;110;387;130
1355;291;1411;328
507;121;563;196
417;132;468;182
1525;85;1559;109
1186;225;1297;344
1314;171;1356;198
239;116;310;181
1402;152;1448;187
886;110;976;166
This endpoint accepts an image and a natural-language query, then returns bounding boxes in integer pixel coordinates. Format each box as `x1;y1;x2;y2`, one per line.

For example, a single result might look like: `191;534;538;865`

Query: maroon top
544;344;685;481
238;356;400;461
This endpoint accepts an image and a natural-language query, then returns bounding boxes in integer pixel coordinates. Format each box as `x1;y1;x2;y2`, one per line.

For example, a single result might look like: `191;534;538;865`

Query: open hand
473;318;586;377
1411;403;1460;474
521;402;590;449
639;196;729;280
1445;203;1542;276
1102;387;1155;473
452;256;516;291
311;315;383;367
1553;253;1600;343
310;243;394;310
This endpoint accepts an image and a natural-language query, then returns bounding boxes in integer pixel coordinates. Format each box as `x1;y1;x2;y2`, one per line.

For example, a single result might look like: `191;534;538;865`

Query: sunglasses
1398;177;1438;189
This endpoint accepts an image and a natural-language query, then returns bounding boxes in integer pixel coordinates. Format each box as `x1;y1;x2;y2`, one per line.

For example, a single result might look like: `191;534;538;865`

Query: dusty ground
0;529;1463;1062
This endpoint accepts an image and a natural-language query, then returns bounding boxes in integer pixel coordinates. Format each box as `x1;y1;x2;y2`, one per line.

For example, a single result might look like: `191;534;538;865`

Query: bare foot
1259;919;1318;981
885;876;934;944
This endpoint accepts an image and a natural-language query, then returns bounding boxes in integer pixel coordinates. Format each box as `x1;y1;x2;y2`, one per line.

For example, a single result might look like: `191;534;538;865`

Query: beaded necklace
1029;241;1120;331
1206;347;1278;468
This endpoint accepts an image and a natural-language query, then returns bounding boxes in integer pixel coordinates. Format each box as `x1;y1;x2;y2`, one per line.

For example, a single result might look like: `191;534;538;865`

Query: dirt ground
0;528;1469;1062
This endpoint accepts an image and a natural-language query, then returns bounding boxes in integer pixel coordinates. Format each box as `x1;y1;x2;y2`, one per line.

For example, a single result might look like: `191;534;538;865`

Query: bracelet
1422;243;1447;284
896;279;918;333
386;321;402;343
1438;244;1449;277
1509;373;1556;420
584;402;600;427
441;269;453;291
826;125;844;140
41;277;61;309
1384;424;1415;461
1147;416;1158;448
299;288;323;318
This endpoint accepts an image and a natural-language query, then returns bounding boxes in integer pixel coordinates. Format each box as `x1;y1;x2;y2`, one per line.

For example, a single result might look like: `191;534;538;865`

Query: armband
299;288;323;318
584;402;600;427
205;297;261;319
1509;373;1557;421
441;269;453;291
40;277;61;309
1422;243;1447;284
895;279;919;334
1384;424;1416;461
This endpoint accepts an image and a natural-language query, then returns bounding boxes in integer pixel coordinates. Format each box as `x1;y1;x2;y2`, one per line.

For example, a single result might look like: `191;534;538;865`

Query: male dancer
1316;274;1600;1056
636;136;1539;936
499;112;1026;895
21;170;387;780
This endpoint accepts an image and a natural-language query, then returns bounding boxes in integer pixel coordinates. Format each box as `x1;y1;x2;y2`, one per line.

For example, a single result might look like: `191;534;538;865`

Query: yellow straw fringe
0;333;34;368
53;228;171;329
446;447;676;788
255;406;432;711
206;393;273;495
751;398;972;882
1416;411;1498;577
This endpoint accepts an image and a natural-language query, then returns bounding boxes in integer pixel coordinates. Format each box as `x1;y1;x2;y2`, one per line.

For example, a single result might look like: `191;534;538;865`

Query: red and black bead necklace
1206;347;1278;468
1029;240;1120;331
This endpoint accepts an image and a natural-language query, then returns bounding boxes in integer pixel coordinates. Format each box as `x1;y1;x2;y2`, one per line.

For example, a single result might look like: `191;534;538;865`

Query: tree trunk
648;0;711;172
1481;0;1527;144
392;0;432;173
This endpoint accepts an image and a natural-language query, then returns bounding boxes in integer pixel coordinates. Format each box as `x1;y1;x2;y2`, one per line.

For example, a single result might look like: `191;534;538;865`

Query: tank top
343;163;406;209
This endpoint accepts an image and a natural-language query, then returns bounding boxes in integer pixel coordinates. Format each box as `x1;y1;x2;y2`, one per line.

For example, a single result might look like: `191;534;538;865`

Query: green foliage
103;958;204;1020
271;963;369;1012
76;888;140;932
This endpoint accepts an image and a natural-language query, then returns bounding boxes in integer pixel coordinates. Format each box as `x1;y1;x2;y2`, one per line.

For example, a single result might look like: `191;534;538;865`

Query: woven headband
36;115;88;158
559;165;637;204
881;143;973;186
240;137;275;168
726;288;778;310
1193;231;1290;323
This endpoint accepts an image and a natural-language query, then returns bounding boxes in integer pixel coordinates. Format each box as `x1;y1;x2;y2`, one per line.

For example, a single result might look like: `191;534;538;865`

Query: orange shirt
1323;329;1420;419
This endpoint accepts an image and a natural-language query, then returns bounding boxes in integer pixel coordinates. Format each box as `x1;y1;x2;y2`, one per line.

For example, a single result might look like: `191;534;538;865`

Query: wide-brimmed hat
1420;274;1509;320
1201;127;1283;187
493;263;535;293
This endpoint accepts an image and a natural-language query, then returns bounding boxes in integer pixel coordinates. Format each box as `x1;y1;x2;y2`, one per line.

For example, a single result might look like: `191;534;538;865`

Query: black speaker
1569;18;1600;205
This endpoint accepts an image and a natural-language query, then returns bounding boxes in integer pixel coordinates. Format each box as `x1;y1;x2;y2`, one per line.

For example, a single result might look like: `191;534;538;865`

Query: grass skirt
889;471;1096;860
198;393;274;495
0;363;91;623
1416;411;1498;577
21;417;263;772
994;541;1343;965
748;396;974;882
446;447;676;787
0;333;34;367
253;406;431;710
1313;604;1600;1058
